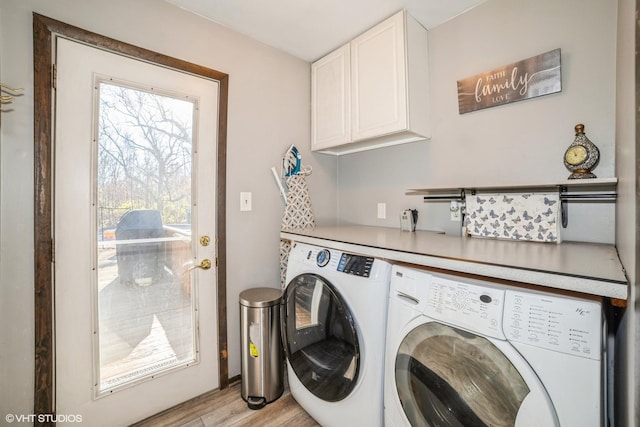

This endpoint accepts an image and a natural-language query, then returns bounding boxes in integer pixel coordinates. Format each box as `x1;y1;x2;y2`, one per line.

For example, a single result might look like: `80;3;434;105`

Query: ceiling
164;0;487;62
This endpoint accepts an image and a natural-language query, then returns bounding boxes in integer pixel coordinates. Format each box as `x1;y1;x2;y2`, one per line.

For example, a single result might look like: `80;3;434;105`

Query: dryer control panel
503;290;602;360
425;275;506;340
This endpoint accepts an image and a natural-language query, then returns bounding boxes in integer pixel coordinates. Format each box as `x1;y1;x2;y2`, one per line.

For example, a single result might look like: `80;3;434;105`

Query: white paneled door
55;38;218;426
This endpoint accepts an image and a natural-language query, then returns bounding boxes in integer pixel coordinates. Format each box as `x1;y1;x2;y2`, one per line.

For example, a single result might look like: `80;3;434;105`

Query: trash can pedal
247;396;267;410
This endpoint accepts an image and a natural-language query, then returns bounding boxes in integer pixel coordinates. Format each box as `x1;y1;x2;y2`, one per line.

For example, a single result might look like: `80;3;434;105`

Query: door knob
190;259;212;271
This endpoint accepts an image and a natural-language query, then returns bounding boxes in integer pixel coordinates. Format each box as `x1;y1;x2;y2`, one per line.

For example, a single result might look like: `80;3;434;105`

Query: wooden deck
97;244;194;390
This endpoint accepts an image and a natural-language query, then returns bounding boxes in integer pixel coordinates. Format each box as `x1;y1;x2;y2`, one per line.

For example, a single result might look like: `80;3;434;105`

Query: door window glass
395;322;530;427
282;274;359;402
95;81;197;393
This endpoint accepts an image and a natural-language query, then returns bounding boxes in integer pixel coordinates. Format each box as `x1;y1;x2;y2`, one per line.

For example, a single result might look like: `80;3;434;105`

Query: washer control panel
425;275;506;339
337;253;374;277
308;247;374;277
504;290;602;360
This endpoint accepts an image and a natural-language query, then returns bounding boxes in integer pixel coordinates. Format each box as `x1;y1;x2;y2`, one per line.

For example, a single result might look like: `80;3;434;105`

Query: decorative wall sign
457;49;561;114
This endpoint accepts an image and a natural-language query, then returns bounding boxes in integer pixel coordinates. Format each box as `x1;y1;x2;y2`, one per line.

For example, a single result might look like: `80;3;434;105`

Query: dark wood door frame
33;13;229;423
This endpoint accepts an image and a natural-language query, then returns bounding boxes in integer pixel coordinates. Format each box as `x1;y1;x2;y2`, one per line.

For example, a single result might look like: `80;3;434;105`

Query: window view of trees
96;83;197;391
97;83;195;235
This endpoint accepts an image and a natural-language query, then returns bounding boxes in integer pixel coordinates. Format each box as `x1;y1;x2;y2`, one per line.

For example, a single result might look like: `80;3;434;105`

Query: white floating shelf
406;177;618;196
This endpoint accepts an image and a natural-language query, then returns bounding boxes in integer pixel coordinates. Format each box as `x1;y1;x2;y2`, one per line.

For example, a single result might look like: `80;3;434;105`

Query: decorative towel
280;173;315;287
464;193;561;243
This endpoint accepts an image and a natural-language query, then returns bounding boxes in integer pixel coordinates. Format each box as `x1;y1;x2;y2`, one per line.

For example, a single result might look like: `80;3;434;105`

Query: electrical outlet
377;202;386;219
450;201;461;221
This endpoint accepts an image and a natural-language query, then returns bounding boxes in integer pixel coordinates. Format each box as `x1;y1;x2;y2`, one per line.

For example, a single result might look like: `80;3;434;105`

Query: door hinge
215;257;219;268
52;64;57;90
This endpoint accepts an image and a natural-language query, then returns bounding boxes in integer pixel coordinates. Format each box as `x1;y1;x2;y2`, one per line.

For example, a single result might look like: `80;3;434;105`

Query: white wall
336;0;617;244
0;0;337;417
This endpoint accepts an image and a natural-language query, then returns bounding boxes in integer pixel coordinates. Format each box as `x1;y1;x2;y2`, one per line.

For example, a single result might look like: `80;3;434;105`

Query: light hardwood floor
131;378;320;427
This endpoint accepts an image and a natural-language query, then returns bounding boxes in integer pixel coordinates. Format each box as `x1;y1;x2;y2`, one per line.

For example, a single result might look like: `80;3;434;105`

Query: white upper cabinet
311;44;351;150
311;10;430;155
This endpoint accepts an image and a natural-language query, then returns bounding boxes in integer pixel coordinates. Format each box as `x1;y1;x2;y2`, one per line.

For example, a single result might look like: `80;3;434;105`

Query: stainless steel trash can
239;287;284;410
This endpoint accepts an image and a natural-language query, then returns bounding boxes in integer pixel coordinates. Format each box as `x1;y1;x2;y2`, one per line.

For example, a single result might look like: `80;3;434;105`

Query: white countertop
280;225;628;299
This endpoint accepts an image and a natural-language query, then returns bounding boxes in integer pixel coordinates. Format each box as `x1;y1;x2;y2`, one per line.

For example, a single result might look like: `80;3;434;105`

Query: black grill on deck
115;209;165;285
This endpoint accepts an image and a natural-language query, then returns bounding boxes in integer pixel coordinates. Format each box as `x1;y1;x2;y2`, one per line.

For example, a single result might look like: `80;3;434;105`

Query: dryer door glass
282;273;359;402
395;322;529;427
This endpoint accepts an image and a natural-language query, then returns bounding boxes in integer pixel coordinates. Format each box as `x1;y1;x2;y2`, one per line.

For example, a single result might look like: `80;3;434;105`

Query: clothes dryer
385;265;606;427
281;242;391;427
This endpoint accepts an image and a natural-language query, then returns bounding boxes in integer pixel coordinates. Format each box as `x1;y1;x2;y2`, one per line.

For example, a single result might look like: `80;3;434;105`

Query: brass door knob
189;259;212;271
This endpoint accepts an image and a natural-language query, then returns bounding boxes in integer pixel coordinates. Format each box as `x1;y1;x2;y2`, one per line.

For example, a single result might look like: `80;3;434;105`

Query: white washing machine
385;265;606;427
281;242;392;427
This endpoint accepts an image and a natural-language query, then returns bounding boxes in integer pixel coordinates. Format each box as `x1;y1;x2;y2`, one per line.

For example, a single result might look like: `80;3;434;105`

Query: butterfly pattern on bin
464;193;560;243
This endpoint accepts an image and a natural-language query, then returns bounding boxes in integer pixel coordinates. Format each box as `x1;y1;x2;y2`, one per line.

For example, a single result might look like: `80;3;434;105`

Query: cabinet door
351;11;407;141
311;44;351;150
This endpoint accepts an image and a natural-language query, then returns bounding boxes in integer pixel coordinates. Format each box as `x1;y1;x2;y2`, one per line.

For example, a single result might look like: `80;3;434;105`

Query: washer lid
394;322;558;427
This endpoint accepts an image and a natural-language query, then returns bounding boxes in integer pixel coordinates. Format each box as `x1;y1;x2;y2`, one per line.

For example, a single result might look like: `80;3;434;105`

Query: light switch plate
240;192;252;211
